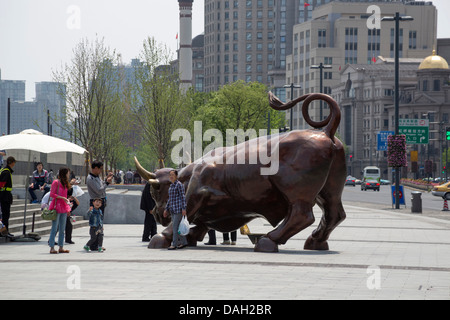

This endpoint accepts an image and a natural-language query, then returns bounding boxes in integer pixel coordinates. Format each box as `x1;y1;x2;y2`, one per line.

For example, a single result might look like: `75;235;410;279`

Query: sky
0;0;450;101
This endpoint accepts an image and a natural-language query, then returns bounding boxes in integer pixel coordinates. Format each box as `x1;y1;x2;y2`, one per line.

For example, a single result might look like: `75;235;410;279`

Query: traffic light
349;155;353;162
446;127;450;141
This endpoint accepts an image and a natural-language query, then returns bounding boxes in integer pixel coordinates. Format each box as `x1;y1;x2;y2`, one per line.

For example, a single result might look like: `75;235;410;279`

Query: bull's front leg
255;200;315;253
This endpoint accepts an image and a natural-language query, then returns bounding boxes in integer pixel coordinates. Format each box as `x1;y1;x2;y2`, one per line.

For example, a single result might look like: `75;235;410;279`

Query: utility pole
382;12;413;209
283;83;301;130
311;62;332;122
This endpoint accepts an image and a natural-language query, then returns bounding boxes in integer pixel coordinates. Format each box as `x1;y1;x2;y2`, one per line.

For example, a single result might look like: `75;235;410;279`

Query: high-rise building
204;0;275;92
192;34;205;92
179;0;194;91
203;0;410;96
0;75;66;137
286;1;437;130
0;69;26;135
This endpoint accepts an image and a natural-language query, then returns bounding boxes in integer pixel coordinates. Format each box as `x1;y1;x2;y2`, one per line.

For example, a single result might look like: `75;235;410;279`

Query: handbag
178;216;190;236
40;182;59;221
41;208;57;221
0;222;7;236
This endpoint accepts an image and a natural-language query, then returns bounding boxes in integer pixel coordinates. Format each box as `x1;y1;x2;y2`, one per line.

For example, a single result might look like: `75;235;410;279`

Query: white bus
363;166;381;182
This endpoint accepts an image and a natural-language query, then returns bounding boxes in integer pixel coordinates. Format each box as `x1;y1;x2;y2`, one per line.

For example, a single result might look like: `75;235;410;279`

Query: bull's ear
148;179;160;189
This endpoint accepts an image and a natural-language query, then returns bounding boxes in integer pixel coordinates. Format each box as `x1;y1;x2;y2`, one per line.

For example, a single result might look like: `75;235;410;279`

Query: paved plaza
1;202;450;300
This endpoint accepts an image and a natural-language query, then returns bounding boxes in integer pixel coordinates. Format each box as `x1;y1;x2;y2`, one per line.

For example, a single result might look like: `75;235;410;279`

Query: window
318;29;327;48
345;28;358;64
434;79;440;91
409;31;417;49
390;28;403;58
368;28;380;63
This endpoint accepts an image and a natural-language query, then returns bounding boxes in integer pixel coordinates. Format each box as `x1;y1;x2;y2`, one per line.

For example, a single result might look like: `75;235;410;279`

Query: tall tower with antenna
178;0;193;92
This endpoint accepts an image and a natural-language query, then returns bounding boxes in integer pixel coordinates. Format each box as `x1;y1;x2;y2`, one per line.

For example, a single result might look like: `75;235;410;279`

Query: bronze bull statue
135;93;347;252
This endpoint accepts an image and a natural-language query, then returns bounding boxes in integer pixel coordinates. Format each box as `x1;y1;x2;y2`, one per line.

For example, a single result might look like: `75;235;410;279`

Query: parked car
380;179;391;185
432;182;450;199
345;176;356;186
361;178;380;191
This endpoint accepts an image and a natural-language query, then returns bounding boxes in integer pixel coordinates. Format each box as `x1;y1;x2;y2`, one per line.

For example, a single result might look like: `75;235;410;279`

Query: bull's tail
268;92;341;140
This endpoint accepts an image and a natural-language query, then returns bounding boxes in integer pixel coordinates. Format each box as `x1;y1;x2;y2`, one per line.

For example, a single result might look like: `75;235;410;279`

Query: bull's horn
134;156;156;180
148;179;160;185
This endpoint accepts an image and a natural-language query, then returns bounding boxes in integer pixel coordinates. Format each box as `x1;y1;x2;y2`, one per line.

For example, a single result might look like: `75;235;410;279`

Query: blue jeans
171;213;187;247
49;213;67;247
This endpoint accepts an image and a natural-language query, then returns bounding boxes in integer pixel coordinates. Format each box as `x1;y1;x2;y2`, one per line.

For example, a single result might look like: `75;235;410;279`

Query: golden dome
419;50;449;70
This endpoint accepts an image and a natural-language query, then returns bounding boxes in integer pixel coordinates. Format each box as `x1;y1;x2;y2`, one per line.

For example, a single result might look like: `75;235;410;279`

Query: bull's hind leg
255;200;315;252
304;191;346;251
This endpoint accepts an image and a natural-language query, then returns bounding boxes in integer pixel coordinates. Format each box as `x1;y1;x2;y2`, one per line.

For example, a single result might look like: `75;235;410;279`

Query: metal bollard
411;191;422;214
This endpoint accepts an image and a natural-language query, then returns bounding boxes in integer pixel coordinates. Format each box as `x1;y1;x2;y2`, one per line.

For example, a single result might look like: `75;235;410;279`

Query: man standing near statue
86;160;113;250
164;169;188;250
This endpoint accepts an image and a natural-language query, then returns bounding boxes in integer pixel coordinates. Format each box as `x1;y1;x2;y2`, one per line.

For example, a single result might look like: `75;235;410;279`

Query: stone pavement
1;203;450;300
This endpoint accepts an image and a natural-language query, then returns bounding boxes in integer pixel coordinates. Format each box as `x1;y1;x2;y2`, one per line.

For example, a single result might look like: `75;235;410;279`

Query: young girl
48;167;72;254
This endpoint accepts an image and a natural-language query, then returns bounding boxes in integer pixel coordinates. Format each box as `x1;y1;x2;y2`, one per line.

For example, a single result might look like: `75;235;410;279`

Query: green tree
53;37;125;176
193;80;285;138
132;37;191;168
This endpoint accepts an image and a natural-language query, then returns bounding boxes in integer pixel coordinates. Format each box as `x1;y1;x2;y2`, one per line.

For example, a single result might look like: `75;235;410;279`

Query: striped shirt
166;180;187;214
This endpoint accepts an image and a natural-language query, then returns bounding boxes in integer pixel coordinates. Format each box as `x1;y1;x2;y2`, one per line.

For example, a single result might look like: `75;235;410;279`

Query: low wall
13;184;148;225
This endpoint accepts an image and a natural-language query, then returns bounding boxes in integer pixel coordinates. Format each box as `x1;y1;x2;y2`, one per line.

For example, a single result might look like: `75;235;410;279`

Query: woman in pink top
48;167;72;254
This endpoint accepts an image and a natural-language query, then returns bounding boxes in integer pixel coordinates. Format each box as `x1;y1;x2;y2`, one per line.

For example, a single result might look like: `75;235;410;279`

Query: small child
83;198;104;252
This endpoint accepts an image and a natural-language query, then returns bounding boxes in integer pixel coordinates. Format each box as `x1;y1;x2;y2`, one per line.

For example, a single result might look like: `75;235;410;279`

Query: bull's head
134;157;173;226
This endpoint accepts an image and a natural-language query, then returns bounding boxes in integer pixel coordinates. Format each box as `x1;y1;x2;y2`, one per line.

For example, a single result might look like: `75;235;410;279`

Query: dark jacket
140;182;156;212
0;166;14;204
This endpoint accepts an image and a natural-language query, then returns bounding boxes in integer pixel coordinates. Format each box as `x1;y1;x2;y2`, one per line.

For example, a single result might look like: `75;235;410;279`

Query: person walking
48;167;72;254
0;156;16;238
83;198;104;253
140;181;157;242
163;170;188;250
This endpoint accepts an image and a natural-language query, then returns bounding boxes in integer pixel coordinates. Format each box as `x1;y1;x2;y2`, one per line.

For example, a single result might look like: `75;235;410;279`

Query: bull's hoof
304;235;329;250
254;236;278;253
148;234;171;249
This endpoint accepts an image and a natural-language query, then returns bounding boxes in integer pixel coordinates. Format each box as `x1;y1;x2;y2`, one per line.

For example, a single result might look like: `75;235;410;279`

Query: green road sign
399;119;429;144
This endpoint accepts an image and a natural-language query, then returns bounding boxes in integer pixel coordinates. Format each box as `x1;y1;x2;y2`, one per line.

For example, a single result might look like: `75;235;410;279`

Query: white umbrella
0;129;87;239
0;129;86;154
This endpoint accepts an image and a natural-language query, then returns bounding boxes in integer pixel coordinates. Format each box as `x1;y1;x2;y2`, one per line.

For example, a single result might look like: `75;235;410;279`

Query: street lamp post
311;63;332;122
283;83;302;130
382;12;413;209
